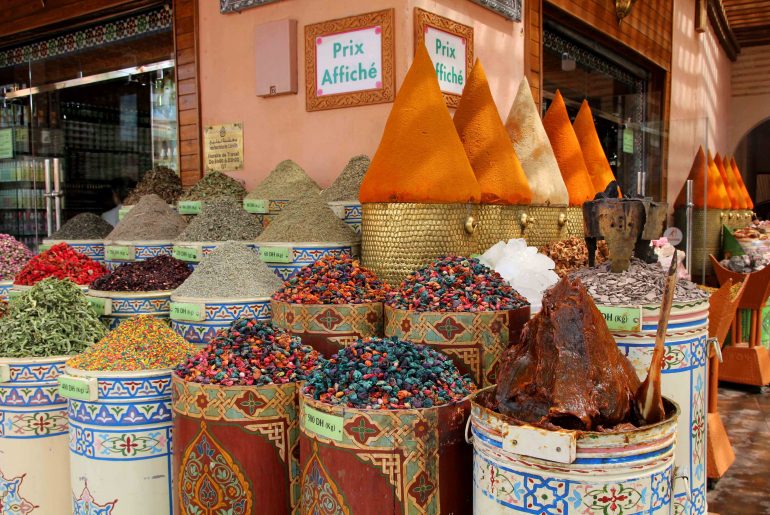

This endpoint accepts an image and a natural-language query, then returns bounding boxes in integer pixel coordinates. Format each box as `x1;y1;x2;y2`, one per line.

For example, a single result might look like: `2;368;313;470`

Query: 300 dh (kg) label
260;246;293;263
304;405;343;441
58;375;99;401
173;245;202;262
171;302;206;322
105;245;135;261
86;296;112;316
243;198;269;214
177;201;202;215
597;305;643;332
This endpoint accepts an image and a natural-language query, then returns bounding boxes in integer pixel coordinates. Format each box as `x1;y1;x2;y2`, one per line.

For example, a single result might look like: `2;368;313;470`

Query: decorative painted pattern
0;385;63;406
261;244;359;280
72;482;117;515
0;469;37;514
0;281;14;301
104;243;173;270
45;241;105;262
301;451;351;514
468;0;521;21
0;8;172;68
385;305;529;387
171;320;224;346
104;294;172;315
94;375;173;400
68;399;172;426
1;360;65;383
69;422;171;461
0;408;68;438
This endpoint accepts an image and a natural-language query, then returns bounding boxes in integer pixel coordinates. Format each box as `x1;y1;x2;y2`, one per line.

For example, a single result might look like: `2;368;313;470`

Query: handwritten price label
597;305;642;332
58;375;99;401
105;246;135;262
118;206;132;220
86;296;112;316
173;245;202;262
177;201;202;215
260;246;293;264
243;198;269;214
171;302;206;322
304;405;343;441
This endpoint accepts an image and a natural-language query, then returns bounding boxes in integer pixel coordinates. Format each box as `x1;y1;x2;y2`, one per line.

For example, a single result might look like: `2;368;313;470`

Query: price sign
38;244;51;252
87;296;112;316
105;246;135;261
243;198;269;214
118;206;132;220
663;227;683;246
260;246;293;263
597;305;643;332
304;405;343;441
173;245;202;262
0;364;10;383
623;128;634;154
58;375;99;401
177;201;202;215
171;302;206;322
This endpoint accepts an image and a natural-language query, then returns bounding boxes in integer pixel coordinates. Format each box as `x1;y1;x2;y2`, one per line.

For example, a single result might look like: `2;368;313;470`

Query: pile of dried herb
246;160;320;201
51;213;113;240
0;278;107;358
180;172;247;201
90;255;192;292
106;194;187;241
321;155;370;201
124;166;183;205
176;196;262;242
257;195;357;242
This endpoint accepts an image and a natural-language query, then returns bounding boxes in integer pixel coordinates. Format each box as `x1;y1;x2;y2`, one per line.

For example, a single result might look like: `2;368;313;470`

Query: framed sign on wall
305;9;396;112
414;8;474;108
220;0;282;14
468;0;522;21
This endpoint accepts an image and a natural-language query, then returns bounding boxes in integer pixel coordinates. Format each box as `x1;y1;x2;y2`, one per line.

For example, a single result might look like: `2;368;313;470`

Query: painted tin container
41;239;105;262
172;240;259;268
384;305;531;387
258;242;360;281
87;289;173;329
599;298;709;515
172;376;301;514
64;367;174;514
170;295;272;346
271;300;384;356
299;393;472;514
470;387;681;515
103;240;173;270
0;356;70;515
328;201;363;235
243;198;289;228
0;280;12;300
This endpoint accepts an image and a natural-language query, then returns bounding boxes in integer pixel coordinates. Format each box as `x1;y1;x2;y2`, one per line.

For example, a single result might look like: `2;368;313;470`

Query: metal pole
53;158;62;232
44;159;52;237
685;179;694;278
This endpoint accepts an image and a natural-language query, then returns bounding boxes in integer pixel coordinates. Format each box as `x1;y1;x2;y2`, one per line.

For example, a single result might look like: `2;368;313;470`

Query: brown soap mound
496;277;640;431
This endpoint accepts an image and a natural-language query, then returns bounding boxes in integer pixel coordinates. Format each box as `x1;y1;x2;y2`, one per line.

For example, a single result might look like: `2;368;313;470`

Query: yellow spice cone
730;157;754;209
675;146;729;209
708;151;731;209
717;153;743;209
453;59;532;205
573;100;618;194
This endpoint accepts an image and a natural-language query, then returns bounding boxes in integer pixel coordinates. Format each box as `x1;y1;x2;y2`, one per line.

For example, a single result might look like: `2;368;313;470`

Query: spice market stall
320;155;369;234
244;160;321;227
42;213;113;262
0;234;33;300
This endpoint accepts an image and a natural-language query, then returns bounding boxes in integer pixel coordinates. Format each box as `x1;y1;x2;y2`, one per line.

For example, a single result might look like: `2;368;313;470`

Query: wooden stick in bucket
635;256;678;425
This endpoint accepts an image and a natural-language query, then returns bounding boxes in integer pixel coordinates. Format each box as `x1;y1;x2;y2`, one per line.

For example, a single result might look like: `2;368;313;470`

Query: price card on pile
260;246;293;264
304;404;343;441
58;375;99;401
173;245;202;262
118;206;132;220
177;201;202;215
38;243;51;252
86;296;112;316
171;302;206;322
0;364;10;383
596;305;643;332
105;245;136;262
243;198;269;214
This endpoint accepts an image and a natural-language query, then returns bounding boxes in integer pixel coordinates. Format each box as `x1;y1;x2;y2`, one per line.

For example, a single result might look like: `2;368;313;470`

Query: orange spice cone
504;77;568;205
542;90;596;206
720;154;746;209
453;59;532;205
359;44;480;204
708;151;731;209
573;100;618;194
675;147;708;208
715;153;740;209
730;157;754;209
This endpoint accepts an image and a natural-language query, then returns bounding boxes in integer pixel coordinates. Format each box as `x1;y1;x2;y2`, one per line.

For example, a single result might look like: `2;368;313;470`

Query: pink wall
729;44;770;153
667;0;732;203
198;0;524;190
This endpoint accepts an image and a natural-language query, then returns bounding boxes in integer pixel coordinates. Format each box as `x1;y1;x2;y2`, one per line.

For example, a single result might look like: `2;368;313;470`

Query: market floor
707;385;770;514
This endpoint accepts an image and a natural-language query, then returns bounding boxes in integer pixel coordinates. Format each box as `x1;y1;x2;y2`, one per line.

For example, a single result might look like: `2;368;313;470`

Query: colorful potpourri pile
304;337;476;409
90;255;192;291
175;318;320;387
67;315;195;371
272;254;389;304
386;255;528;312
0;234;34;281
13;243;107;286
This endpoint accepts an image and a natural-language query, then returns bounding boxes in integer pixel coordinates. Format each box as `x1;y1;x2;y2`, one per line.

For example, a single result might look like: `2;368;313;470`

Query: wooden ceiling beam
709;0;741;60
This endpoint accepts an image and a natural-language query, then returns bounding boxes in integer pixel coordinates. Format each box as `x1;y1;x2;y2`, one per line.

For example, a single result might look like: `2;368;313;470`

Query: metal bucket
299;393;472;514
170;295;272;346
103;240;173;270
598;298;709;514
470;387;681;514
172;241;258;269
87;289;173;329
172;376;301;514
0;356;70;514
41;239;105;262
257;242;361;281
271;300;384;356
384;305;530;387
63;367;174;514
328;200;363;235
0;280;12;300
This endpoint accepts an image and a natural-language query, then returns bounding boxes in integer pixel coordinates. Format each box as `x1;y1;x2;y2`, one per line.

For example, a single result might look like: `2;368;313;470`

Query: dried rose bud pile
0;234;33;281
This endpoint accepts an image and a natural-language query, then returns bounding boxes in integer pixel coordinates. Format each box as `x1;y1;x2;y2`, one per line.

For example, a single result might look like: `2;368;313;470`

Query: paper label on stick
105;246;135;261
597;305;642;332
177;201;202;215
173;245;202;262
260;246;293;263
304;405;343;441
243;199;269;214
171;302;206;322
58;375;99;401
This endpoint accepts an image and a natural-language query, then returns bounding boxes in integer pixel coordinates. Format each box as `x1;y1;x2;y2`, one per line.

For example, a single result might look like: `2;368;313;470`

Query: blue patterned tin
0;280;11;301
103;240;173;270
42;239;105;263
170;295;272;346
87;289;173;329
256;242;360;281
328;201;362;235
64;367;174;514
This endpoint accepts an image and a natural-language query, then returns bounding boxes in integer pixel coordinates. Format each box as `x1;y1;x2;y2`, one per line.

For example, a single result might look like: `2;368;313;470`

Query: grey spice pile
177;196;262;242
180;171;247;201
124;166;183;205
174;242;282;299
570;258;709;305
51;213;113;240
246;160;320;201
320;155;370;202
106;194;187;241
257;194;357;242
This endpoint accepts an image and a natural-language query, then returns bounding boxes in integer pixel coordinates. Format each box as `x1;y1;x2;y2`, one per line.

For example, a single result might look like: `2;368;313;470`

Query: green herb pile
0;278;106;358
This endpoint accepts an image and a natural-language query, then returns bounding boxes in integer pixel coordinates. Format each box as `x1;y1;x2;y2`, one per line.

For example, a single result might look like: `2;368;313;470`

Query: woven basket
362;203;480;286
519;205;571;247
477;205;525;253
674;207;725;280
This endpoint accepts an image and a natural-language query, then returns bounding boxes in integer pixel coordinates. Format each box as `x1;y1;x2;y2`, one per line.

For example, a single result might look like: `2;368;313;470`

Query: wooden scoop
635;256;678;425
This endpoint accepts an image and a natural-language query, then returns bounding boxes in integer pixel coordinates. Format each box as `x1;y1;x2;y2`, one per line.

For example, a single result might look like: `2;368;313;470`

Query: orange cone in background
359;44;480;204
708;151;731;209
573;100;618;194
720;154;747;209
730;157;754;209
675;147;729;209
453;59;532;205
715;153;739;209
542;90;596;206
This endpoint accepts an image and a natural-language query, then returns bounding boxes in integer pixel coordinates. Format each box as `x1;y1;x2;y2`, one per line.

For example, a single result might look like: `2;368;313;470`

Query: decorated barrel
172;376;301;514
258;242;361;281
41;239;105;262
0;356;70;514
103;240;173;270
0;280;12;300
244;198;289;228
87;289;172;329
470;387;680;515
384;305;530;387
299;393;472;514
328;201;363;235
271;300;384;356
597;298;709;514
170;295;272;346
63;367;174;514
172;241;258;268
